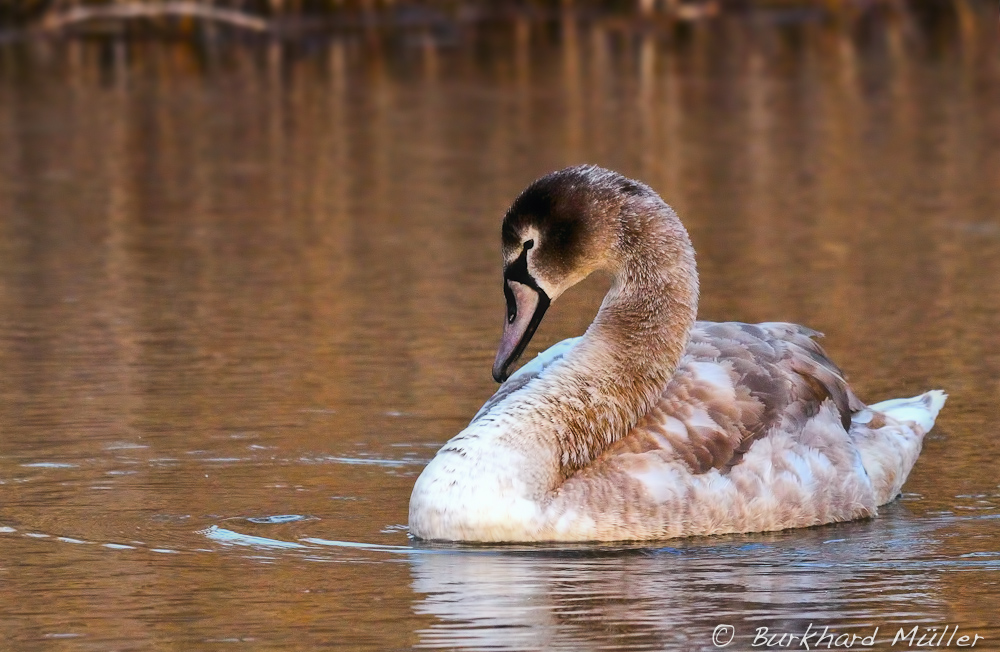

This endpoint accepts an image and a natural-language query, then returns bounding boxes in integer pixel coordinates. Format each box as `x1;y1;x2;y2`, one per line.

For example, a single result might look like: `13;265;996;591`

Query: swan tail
851;390;947;506
868;390;947;432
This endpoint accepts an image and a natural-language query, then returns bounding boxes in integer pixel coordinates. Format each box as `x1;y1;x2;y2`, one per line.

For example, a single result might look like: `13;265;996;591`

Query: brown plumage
488;321;863;476
408;165;946;542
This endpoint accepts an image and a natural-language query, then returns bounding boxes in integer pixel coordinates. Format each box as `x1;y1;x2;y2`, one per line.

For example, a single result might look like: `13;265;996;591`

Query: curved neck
508;200;699;489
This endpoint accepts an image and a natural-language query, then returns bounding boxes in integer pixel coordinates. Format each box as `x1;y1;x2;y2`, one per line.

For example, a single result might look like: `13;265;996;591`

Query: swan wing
545;322;880;539
609;321;864;474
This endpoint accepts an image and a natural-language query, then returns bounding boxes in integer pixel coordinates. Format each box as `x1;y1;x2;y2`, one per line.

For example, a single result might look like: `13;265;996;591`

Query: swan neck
539;201;699;480
594;201;698;403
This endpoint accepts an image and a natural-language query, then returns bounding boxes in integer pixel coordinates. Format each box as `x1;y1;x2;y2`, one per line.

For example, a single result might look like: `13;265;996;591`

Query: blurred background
1;1;999;650
0;0;993;61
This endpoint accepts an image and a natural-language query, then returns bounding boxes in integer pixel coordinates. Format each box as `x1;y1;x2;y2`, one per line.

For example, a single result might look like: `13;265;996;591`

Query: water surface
1;16;999;651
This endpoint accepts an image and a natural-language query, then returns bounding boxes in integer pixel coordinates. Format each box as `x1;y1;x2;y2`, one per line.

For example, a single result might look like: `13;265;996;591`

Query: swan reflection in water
408;507;950;651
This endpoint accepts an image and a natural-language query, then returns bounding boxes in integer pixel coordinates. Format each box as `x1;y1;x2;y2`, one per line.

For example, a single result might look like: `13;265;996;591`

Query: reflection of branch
38;2;270;32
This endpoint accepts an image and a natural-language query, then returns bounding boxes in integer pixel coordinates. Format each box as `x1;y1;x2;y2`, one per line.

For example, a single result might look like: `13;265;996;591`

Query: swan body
408;165;946;542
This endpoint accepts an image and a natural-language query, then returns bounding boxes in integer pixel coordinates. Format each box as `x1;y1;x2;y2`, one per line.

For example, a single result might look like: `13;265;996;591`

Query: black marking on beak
493;241;550;383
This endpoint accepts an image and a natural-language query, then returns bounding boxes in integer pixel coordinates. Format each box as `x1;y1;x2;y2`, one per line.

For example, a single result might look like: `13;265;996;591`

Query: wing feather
614;321;864;474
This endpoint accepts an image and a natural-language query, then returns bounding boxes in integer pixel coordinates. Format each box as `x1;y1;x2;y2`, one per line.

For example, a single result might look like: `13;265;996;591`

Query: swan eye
524;239;534;251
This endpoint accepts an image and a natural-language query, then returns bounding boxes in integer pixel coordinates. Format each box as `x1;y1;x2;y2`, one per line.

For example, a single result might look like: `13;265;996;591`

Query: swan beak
493;279;550;383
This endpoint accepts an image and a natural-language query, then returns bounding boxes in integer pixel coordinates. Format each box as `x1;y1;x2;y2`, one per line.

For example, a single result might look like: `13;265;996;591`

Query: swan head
492;165;649;382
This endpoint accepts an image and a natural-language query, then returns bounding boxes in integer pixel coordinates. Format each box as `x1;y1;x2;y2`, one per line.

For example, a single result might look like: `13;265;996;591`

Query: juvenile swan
409;165;946;542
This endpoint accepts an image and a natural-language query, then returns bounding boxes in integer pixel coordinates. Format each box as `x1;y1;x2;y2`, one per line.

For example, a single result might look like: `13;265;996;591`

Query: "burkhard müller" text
751;624;984;649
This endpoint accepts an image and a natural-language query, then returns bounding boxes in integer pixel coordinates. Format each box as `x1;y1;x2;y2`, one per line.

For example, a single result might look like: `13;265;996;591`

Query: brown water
1;17;999;651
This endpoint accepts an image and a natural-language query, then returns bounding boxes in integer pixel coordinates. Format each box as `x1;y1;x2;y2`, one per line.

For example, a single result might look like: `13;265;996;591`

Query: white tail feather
869;390;948;432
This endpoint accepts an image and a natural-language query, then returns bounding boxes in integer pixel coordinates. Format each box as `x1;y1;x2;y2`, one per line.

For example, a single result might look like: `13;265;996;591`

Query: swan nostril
504;281;517;324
